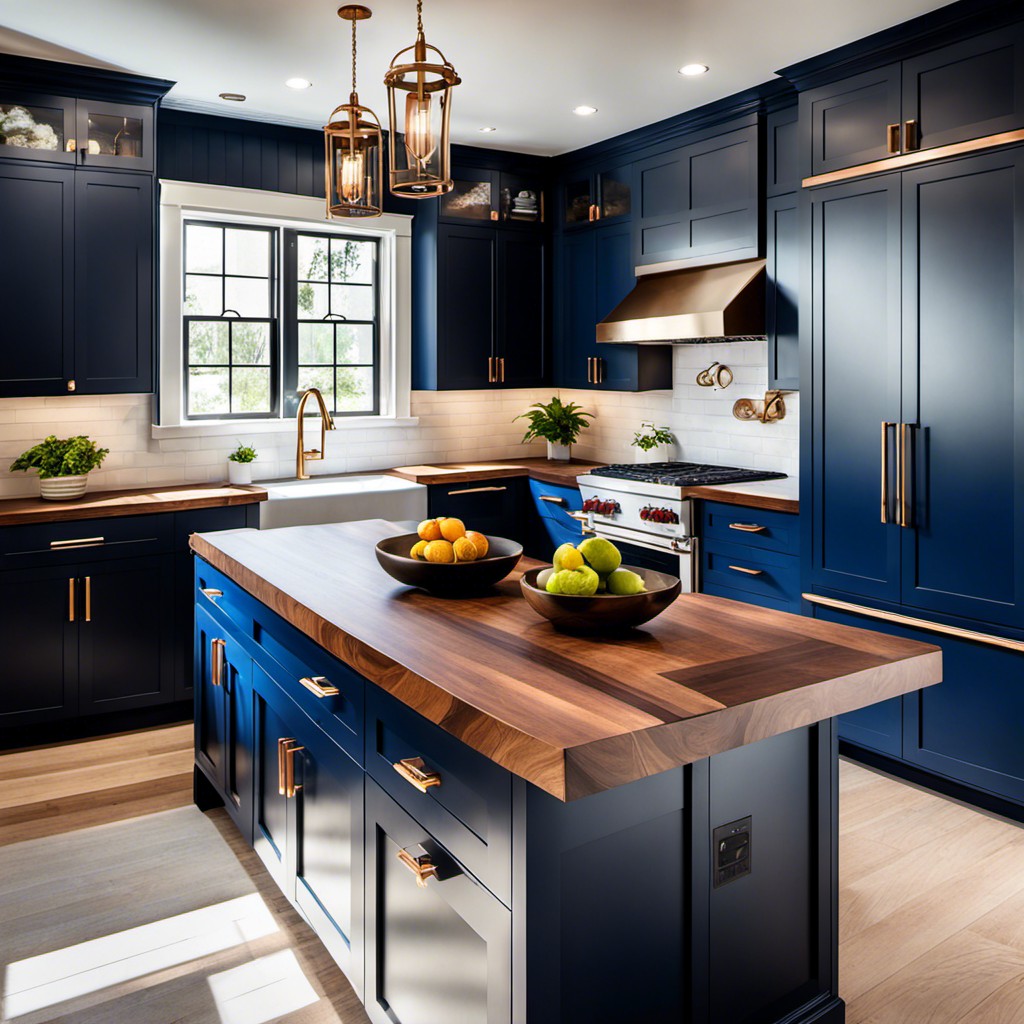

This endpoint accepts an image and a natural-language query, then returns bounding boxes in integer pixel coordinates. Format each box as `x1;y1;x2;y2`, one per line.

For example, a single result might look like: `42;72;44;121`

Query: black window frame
283;228;381;418
182;220;280;421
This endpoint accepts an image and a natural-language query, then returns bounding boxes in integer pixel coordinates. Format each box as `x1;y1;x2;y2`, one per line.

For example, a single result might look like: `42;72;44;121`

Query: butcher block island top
191;519;940;801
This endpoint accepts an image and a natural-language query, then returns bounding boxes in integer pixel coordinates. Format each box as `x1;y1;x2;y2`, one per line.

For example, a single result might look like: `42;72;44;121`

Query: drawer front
530;478;582;521
701;501;799;556
702;539;800;610
195;559;364;765
427;477;526;541
0;513;174;569
174;505;253;550
366;686;512;907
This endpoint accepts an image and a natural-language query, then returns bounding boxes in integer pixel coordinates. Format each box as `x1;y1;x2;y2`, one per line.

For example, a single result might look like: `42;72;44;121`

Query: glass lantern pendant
384;0;460;198
324;5;384;219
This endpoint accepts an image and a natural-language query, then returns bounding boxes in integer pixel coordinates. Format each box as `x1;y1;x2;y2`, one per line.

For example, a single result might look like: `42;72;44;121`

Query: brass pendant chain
351;16;357;95
416;0;423;35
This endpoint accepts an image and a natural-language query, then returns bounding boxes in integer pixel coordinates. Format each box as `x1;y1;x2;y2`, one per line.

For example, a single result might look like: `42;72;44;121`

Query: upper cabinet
561;163;633;228
439;165;546;229
802;25;1024;178
634;122;759;269
766;106;800;390
75;99;154;172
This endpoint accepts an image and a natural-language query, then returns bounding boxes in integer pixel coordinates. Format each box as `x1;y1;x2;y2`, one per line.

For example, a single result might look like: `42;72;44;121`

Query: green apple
578;536;622;576
606;568;646;595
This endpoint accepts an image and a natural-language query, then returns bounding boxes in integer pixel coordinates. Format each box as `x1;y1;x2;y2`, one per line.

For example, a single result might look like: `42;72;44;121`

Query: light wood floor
1;728;1022;1022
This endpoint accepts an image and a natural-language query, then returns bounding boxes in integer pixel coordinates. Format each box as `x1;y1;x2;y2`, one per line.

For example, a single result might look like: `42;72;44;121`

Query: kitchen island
191;519;940;1024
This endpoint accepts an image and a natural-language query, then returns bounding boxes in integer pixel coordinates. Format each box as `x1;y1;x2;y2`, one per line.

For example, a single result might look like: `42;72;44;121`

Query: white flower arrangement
0;106;59;151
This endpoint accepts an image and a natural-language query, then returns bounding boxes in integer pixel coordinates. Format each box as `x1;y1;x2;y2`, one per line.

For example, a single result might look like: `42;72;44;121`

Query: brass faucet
295;387;336;479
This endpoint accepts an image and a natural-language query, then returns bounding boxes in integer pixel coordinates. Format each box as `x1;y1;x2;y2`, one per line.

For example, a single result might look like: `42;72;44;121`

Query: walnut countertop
191;519;937;801
0;483;267;527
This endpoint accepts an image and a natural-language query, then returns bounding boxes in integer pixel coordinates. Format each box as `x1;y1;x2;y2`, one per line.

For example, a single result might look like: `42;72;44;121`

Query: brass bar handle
887;122;901;155
539;495;567;506
540;191;545;224
84;576;91;622
500;357;505;383
447;485;507;496
299;675;339;698
900;422;912;529
277;737;289;796
802;592;1024;653
904;119;918;151
397;847;439;888
50;536;105;551
728;565;764;576
728;523;766;533
211;637;226;687
284;741;305;799
393;756;442;793
200;587;223;599
68;578;75;623
595;357;603;384
881;421;895;524
586;357;593;384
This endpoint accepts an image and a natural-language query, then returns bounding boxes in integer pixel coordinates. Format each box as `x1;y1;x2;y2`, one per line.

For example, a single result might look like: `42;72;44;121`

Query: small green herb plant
228;442;258;464
515;397;594;447
631;422;674;452
10;435;110;479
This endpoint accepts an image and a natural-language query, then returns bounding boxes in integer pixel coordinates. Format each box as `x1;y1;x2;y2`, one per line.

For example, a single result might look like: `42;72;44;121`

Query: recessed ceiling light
572;105;598;116
219;92;246;102
285;78;312;90
478;126;497;133
678;63;709;77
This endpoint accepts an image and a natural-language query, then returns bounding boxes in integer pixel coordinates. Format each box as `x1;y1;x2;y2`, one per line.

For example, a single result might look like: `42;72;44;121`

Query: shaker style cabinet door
496;232;546;388
0;162;75;397
899;148;1024;628
807;174;903;602
75;99;154;173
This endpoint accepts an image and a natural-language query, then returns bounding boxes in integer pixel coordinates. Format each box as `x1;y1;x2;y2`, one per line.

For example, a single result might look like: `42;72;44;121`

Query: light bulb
338;149;365;203
404;92;436;165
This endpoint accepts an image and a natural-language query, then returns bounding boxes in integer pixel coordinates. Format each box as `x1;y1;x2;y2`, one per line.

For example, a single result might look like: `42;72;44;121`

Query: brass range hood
596;257;767;344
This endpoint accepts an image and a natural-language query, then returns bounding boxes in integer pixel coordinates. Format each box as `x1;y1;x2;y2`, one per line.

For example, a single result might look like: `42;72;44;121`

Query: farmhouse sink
258;473;428;530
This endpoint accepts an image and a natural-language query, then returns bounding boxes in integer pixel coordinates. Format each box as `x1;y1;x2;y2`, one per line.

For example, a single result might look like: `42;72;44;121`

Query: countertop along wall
0;344;798;499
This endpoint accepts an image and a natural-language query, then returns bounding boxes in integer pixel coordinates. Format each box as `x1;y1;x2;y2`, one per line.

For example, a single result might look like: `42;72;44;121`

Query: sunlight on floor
208;949;320;1024
3;893;278;1019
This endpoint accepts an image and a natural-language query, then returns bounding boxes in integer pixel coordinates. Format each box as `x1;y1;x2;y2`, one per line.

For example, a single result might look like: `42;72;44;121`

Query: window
180;221;381;421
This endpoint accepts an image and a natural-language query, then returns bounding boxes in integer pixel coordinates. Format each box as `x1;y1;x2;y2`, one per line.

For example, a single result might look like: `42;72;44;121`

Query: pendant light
324;5;384;218
384;0;460;198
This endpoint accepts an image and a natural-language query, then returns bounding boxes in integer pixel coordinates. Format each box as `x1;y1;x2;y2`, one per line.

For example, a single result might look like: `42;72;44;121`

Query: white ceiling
0;0;955;156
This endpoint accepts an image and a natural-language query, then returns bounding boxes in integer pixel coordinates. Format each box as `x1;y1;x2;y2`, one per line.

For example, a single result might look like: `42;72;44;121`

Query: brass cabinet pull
588;203;596;222
539;495;567;506
50;536;105;551
67;379;76;392
802;592;1024;654
728;565;764;576
284;740;304;798
211;637;226;687
594;357;603;384
68;578;75;623
887;122;901;154
881;421;895;524
490;209;498;221
487;356;494;383
201;587;223;599
393;756;442;793
397;847;439;888
499;357;505;383
277;737;288;796
447;485;507;496
899;422;912;529
586;357;593;383
84;576;91;622
728;522;766;533
904;119;918;150
299;675;339;698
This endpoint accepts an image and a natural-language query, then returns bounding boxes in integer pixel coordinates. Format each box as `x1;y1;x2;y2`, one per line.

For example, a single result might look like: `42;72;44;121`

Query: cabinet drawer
427;477;526;541
0;513;173;569
366;686;512;907
701;501;799;556
174;505;252;550
702;539;800;610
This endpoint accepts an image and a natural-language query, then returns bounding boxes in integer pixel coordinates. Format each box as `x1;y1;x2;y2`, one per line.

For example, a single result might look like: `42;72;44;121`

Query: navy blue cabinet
766;193;799;390
555;221;671;391
766;105;800;196
635;123;759;269
426;476;527;545
561;162;633;229
802;26;1024;176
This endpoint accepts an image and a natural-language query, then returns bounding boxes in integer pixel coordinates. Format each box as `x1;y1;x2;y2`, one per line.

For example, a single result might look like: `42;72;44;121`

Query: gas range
574;462;788;592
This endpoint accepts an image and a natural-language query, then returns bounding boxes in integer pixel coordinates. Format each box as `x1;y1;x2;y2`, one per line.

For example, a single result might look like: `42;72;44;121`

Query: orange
465;530;489;558
423;540;455;564
417;518;442;541
452;536;478;562
410;539;428;559
438;517;466;542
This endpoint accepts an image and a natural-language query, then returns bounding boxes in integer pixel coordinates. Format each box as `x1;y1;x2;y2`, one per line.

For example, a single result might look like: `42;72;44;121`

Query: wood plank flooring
0;728;1022;1022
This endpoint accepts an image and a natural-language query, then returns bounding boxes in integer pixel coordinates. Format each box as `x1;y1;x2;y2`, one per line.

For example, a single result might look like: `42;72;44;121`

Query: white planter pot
546;442;571;462
39;474;89;501
635;446;663;464
228;462;252;485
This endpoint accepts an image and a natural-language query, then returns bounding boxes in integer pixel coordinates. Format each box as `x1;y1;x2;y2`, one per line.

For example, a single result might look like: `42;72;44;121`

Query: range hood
596;257;766;344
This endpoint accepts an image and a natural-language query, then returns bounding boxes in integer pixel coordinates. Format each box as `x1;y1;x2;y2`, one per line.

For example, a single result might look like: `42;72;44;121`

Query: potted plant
9;435;110;500
631;422;674;464
516;397;594;461
227;442;258;485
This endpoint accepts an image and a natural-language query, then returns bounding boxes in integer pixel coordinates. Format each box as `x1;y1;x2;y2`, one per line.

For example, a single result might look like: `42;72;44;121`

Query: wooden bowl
375;533;523;595
520;564;681;631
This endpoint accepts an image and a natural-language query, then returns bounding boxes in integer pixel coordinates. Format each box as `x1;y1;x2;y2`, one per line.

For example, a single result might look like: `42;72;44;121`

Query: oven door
574;516;697;593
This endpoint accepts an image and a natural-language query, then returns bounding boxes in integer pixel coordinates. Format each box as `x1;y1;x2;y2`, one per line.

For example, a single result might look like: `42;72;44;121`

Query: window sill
152;416;419;440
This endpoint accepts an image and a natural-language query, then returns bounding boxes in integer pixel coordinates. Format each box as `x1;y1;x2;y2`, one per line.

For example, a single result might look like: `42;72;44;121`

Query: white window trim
155;180;415;437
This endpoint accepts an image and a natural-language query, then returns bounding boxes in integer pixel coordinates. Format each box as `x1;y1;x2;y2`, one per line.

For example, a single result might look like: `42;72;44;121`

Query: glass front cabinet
562;163;633;228
439;166;545;228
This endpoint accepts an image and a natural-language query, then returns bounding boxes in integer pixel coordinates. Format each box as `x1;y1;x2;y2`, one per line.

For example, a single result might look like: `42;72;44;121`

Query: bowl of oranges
374;517;523;595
